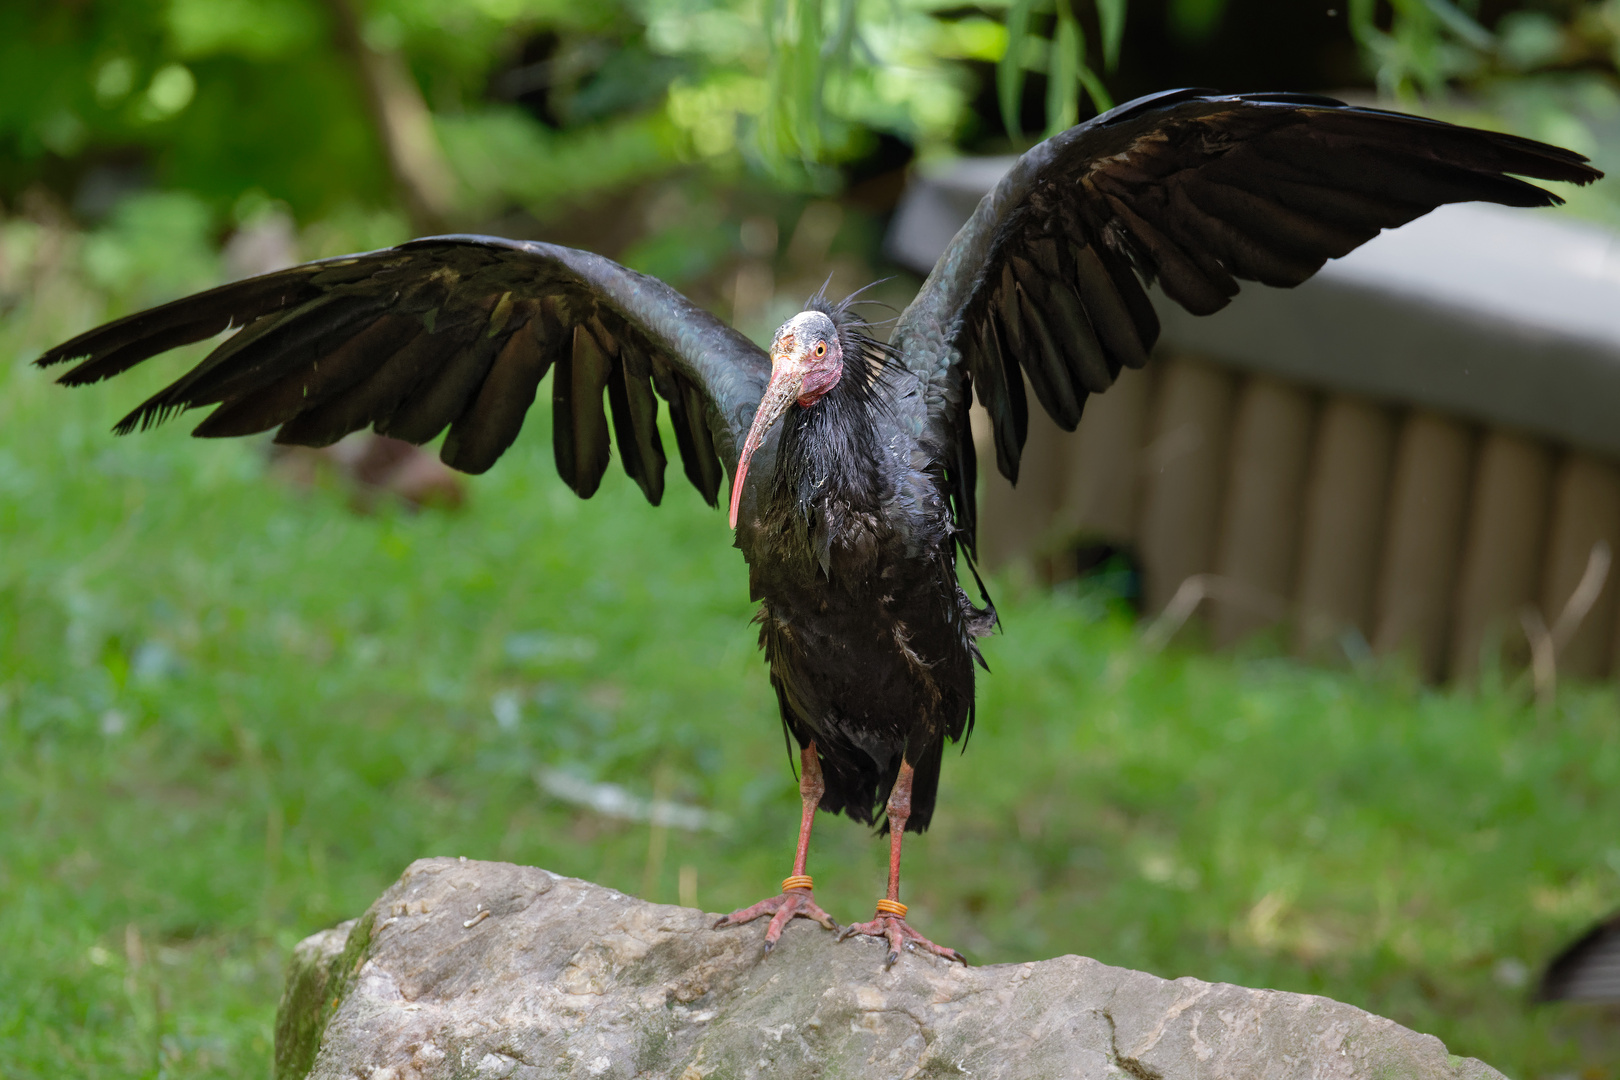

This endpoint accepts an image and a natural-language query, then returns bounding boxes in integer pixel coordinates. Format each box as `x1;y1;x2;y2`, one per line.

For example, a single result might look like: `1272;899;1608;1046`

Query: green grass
2;224;1618;1080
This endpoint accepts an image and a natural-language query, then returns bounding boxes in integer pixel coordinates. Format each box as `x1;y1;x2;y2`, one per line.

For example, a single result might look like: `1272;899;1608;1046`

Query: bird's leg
712;743;838;952
838;760;966;968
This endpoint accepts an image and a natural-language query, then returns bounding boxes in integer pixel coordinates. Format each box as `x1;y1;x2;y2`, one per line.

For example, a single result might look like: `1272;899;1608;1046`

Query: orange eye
814;342;827;357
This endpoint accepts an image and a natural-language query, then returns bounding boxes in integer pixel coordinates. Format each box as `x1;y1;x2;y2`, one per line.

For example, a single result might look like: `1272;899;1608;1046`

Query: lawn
2;219;1617;1079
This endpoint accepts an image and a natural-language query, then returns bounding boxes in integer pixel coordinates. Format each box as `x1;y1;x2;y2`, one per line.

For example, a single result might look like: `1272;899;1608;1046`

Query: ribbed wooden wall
978;351;1620;682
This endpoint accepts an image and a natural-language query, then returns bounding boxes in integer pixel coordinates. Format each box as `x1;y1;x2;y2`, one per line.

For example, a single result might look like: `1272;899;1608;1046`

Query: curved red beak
729;351;807;529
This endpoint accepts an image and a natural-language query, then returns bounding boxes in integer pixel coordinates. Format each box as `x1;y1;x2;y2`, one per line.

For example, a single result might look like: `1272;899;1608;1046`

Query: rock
276;857;1504;1080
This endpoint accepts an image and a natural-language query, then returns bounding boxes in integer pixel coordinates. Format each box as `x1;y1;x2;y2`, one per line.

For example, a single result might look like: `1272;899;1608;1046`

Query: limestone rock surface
276;857;1504;1080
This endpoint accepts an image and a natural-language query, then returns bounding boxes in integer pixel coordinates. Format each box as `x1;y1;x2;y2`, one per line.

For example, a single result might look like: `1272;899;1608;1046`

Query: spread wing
36;236;772;506
892;89;1601;549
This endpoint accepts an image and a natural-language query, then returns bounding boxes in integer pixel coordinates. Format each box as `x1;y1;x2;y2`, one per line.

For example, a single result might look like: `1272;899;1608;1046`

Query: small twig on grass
1520;607;1556;713
1141;573;1289;652
1551;540;1611;650
1520;539;1611;711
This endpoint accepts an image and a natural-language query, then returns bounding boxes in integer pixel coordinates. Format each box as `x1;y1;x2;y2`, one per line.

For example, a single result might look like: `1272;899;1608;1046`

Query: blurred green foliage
999;0;1126;137
0;0;1004;228
1232;0;1620;222
2;0;385;220
6;1;1619;234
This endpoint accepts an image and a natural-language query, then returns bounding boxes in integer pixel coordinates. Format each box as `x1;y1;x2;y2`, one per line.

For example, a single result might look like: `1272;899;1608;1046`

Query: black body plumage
740;298;991;833
35;90;1602;846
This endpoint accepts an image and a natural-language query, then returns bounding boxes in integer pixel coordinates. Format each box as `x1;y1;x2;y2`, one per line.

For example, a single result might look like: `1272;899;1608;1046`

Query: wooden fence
976;357;1619;682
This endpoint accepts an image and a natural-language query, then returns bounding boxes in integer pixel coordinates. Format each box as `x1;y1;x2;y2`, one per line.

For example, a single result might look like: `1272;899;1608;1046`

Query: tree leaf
1076;61;1113;114
1046;2;1080;136
1096;0;1127;72
1422;0;1493;50
998;0;1036;139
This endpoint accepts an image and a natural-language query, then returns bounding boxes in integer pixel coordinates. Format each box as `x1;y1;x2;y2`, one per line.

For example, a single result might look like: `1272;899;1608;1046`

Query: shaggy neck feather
769;373;885;544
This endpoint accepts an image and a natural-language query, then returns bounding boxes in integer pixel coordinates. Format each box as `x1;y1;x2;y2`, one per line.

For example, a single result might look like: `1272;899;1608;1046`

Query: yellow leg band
875;898;908;918
781;874;814;892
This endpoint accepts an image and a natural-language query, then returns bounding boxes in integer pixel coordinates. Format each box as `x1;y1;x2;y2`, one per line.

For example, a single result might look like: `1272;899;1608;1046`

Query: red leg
837;760;966;968
713;743;838;951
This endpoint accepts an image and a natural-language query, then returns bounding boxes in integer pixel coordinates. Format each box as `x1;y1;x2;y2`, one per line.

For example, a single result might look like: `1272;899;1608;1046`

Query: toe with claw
839;904;966;969
713;878;838;953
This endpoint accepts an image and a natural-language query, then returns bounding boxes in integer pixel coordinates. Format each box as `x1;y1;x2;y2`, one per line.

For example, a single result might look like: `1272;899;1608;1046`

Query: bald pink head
728;311;844;529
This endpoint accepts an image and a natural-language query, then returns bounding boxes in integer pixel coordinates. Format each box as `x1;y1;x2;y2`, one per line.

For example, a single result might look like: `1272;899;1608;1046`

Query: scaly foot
838;904;966;968
713;880;838;953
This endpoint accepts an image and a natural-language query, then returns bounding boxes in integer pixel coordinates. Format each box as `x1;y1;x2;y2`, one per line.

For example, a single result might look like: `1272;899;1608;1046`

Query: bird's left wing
37;235;772;506
891;89;1601;552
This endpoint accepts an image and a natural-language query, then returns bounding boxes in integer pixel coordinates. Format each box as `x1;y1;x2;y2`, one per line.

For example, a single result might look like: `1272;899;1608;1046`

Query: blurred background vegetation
10;0;1620;295
3;1;1619;1078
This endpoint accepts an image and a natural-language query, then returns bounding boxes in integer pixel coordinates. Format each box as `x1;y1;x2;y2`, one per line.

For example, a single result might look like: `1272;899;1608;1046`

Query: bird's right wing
37;235;772;506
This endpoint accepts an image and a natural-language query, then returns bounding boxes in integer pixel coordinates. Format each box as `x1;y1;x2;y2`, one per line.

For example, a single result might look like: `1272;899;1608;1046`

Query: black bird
37;89;1600;966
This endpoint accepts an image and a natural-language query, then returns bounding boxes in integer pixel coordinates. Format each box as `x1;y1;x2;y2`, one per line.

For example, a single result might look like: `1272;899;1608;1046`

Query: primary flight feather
38;90;1601;966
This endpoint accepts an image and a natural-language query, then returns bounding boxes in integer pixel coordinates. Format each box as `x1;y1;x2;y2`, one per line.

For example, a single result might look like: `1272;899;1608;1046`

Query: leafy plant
998;0;1126;139
1349;0;1497;97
